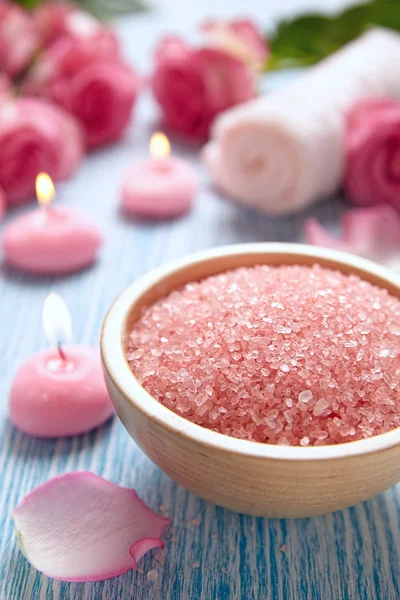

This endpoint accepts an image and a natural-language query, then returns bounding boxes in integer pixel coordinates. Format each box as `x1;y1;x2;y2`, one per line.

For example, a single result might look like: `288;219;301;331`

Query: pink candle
2;174;103;275
121;133;198;219
9;294;114;438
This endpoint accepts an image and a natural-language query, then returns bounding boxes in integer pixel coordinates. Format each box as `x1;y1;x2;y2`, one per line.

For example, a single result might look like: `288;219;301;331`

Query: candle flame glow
36;173;55;207
149;132;170;158
43;293;73;348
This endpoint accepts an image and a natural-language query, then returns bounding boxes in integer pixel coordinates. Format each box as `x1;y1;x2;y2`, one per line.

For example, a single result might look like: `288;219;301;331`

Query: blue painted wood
1;3;399;599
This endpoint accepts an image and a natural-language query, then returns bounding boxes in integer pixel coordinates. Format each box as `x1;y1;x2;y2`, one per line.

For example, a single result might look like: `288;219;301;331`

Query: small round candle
121;133;198;219
9;294;114;438
2;174;103;275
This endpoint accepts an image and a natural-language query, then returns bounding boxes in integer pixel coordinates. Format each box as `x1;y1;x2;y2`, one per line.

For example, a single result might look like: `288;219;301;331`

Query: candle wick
57;342;66;361
36;204;48;226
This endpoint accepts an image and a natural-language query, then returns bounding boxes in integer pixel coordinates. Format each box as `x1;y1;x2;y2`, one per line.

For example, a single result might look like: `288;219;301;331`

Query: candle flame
42;293;73;348
149;132;170;158
36;173;55;207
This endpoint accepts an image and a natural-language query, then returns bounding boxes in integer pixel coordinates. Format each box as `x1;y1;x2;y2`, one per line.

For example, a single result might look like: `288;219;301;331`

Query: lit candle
121;132;198;219
9;294;114;438
2;173;103;275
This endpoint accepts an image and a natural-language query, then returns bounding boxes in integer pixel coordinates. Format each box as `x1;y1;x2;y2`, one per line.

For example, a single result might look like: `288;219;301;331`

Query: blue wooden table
1;3;400;599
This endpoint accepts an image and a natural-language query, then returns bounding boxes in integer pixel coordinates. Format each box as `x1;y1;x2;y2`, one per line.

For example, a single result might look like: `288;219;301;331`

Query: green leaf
76;0;148;19
12;0;42;8
269;15;330;67
266;0;400;72
13;0;149;17
368;0;400;29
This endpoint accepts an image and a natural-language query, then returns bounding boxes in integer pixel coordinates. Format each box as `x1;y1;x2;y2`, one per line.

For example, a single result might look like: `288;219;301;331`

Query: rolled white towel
203;28;400;214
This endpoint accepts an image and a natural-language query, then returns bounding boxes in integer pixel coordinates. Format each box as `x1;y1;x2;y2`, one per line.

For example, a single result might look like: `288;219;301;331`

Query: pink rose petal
0;2;39;77
12;472;170;582
0;97;83;206
345;98;400;208
22;36;139;149
305;205;400;271
202;18;269;71
304;218;347;252
152;37;255;140
346;97;396;134
154;35;191;63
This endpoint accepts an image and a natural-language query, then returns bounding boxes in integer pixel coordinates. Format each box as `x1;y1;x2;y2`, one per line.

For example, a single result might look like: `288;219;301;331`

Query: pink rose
202;18;269;71
345;98;400;209
0;1;39;77
0;97;83;206
152;39;256;139
23;38;140;149
153;35;190;63
34;1;118;51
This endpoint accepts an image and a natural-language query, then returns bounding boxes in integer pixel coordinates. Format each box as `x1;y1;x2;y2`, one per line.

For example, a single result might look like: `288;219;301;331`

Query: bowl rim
101;242;400;462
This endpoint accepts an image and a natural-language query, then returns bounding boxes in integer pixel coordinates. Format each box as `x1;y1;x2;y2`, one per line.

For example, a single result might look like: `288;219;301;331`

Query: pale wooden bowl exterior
101;243;400;518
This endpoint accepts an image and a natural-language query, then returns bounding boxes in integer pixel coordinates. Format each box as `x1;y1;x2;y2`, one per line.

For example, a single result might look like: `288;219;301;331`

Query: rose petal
23;36;138;150
12;472;170;582
35;1;119;50
152;40;255;140
202;18;268;71
154;35;191;63
346;97;397;134
305;205;400;271
0;97;83;206
0;2;39;77
345;98;400;207
304;218;348;252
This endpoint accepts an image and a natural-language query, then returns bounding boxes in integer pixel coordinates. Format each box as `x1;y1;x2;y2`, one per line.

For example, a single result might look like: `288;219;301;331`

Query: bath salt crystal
127;264;400;446
298;390;313;403
147;569;158;582
313;399;329;416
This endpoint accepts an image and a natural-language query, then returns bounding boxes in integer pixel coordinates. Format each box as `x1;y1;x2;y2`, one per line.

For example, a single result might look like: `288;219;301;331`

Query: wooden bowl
101;243;400;518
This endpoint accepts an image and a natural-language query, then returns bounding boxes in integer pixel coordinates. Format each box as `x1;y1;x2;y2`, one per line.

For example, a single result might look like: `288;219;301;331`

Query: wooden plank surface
1;2;399;598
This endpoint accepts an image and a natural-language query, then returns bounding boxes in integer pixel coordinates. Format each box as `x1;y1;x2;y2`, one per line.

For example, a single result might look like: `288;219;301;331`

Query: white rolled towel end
203;28;400;214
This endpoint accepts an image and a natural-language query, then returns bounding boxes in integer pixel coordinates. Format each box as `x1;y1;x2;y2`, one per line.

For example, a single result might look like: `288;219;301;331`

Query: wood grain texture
1;1;400;598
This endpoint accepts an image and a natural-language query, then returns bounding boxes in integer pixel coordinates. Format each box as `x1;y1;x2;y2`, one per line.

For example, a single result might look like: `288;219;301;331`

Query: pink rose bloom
202;18;269;71
0;97;83;206
23;38;140;149
345;98;400;209
152;38;256;139
0;1;39;77
34;1;118;51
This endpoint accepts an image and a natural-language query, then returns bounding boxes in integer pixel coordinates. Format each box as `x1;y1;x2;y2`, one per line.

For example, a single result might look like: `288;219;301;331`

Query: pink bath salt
127;265;400;446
